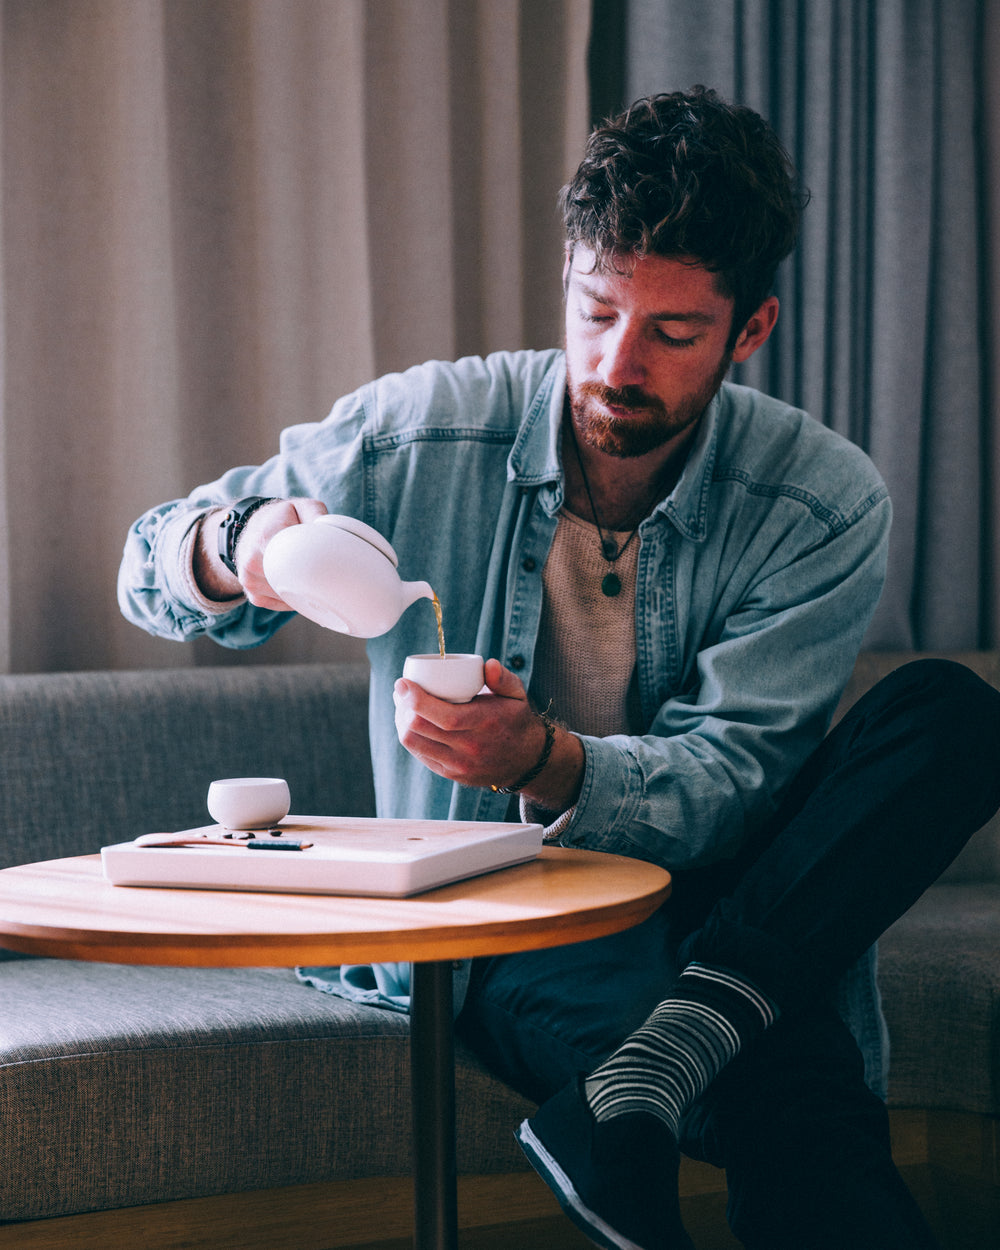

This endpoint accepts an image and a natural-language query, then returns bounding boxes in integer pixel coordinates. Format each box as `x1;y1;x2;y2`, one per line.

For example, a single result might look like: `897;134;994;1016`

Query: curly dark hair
559;87;807;342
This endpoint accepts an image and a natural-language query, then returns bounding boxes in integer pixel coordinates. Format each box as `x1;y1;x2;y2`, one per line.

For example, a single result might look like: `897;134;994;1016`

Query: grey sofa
0;655;997;1248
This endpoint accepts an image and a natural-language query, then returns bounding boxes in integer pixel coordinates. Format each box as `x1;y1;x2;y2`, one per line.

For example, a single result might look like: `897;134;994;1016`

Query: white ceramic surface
103;816;544;897
206;777;291;830
261;514;434;637
402;654;485;704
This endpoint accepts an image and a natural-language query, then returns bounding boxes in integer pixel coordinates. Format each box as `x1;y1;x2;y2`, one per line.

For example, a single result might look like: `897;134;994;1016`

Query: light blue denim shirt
119;349;892;1090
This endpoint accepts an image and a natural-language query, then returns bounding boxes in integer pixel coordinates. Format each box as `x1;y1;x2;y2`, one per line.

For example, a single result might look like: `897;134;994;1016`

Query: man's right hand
194;498;328;607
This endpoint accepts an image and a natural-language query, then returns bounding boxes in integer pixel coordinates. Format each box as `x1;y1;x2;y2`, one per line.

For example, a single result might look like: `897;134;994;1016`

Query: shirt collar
658;388;722;543
507;354;566;514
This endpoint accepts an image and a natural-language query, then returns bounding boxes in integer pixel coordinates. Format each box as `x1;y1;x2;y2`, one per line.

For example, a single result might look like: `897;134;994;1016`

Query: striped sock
584;962;779;1138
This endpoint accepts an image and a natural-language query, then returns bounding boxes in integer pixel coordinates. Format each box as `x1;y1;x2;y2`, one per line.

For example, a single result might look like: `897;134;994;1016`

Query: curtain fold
0;0;590;673
6;0;992;665
612;0;994;649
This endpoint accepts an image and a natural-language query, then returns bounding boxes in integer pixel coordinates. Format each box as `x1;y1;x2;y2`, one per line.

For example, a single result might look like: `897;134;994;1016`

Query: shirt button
522;557;536;572
509;655;525;670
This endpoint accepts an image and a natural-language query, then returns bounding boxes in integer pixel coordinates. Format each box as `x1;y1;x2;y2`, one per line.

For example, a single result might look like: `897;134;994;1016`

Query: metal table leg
410;960;458;1250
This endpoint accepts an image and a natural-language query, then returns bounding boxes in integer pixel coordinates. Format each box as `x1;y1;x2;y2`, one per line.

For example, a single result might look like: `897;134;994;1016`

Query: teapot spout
403;580;436;609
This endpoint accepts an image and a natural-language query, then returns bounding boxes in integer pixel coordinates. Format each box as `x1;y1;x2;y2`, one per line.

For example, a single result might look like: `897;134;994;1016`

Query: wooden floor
342;1165;994;1250
339;1169;997;1250
2;1111;995;1250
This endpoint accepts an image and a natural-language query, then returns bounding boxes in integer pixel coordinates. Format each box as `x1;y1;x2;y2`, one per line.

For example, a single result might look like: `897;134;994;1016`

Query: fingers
289;498;328;524
482;657;529;701
237;498;327;609
393;666;540;788
392;683;471;781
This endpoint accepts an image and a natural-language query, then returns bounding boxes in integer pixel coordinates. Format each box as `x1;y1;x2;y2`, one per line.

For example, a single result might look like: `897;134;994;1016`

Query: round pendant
601;538;620;561
601;572;622;597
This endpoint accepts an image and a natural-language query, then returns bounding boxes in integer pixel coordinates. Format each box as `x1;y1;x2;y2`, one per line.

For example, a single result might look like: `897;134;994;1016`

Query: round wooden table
0;846;671;1250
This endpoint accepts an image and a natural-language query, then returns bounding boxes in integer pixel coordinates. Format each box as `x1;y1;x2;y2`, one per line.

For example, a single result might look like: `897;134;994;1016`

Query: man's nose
598;322;645;390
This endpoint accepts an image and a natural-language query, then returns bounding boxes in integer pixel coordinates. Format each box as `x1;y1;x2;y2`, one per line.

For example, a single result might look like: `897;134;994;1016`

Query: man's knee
458;909;679;1101
869;657;1000;728
852;659;1000;807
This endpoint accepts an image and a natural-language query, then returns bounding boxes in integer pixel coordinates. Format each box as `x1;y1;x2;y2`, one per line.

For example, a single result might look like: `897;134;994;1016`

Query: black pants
458;660;1000;1248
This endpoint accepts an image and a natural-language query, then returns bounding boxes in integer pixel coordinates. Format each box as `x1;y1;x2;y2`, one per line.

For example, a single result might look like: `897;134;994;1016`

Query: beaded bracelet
217;496;278;576
490;710;557;795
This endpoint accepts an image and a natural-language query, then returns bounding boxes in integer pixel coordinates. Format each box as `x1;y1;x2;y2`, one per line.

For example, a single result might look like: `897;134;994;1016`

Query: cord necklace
567;420;661;598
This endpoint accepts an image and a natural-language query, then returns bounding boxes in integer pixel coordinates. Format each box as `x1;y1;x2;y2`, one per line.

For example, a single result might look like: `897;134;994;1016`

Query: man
120;88;1000;1249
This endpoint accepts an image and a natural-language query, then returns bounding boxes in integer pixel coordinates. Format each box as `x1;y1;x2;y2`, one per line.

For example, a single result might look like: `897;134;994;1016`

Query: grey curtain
598;0;995;649
0;0;591;673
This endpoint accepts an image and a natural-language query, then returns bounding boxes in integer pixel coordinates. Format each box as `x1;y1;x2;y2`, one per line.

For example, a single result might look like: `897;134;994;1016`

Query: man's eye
656;328;697;348
581;311;612;324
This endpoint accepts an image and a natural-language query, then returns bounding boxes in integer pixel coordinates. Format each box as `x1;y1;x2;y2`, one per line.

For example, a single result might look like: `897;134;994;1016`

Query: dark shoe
515;1076;694;1250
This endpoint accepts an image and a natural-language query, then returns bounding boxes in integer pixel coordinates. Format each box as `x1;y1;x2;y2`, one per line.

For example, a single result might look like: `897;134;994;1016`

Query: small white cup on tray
206;777;291;830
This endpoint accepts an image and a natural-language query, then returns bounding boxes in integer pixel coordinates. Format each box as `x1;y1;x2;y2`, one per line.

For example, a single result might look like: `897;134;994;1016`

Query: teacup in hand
402;654;485;704
207;777;291;830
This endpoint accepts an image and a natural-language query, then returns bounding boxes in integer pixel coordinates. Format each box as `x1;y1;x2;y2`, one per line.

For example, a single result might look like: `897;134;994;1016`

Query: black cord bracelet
490;711;557;795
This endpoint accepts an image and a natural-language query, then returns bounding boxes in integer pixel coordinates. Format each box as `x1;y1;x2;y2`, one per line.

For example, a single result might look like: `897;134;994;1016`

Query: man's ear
562;245;574;296
731;296;780;364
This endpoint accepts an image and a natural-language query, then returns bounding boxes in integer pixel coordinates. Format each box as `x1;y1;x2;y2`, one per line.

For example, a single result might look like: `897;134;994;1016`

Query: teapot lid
314;514;399;568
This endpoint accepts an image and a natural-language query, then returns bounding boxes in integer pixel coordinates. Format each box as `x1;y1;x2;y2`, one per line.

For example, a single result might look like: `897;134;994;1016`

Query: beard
567;355;731;459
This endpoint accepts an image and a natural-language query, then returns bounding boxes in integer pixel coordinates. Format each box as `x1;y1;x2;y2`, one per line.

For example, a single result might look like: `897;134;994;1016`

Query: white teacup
207;777;291;830
402;654;485;704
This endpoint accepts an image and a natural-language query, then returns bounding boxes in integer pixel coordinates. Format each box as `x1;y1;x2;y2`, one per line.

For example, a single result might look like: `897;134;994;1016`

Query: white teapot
261;514;434;637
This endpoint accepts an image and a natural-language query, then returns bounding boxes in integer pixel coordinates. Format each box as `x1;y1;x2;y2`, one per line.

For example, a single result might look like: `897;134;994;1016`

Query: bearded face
562;248;745;459
566;358;731;459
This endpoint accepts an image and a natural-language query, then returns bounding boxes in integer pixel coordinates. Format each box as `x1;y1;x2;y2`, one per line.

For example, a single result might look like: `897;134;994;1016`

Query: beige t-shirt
529;509;644;739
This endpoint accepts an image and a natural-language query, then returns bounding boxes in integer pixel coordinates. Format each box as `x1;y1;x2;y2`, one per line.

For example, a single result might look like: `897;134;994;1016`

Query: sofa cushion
0;960;532;1221
0;663;377;872
879;882;1000;1115
0;662;379;962
2;654;997;1225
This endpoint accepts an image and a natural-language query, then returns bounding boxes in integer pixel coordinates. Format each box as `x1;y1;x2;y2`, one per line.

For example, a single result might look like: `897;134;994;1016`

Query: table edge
0;848;672;967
